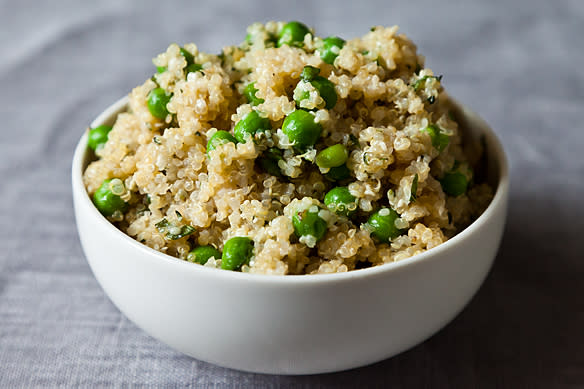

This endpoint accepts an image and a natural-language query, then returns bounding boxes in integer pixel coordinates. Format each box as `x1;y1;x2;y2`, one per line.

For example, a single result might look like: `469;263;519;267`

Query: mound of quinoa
83;21;493;275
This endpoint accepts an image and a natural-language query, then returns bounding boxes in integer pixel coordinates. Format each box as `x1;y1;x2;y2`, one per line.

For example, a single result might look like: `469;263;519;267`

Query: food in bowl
83;21;493;275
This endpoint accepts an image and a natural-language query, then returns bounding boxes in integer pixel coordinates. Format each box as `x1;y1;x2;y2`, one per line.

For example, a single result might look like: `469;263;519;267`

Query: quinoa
83;22;493;275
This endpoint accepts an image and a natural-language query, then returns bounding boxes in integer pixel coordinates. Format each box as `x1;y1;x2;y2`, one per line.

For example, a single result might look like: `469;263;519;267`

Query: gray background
1;0;583;387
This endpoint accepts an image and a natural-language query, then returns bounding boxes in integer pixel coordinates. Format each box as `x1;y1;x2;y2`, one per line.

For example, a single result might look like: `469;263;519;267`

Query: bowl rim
73;96;509;285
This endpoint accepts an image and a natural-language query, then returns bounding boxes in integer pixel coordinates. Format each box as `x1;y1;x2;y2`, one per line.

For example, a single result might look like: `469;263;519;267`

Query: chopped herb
349;134;360;149
370;26;376;32
155;218;195;240
195;131;202;136
186;63;203;74
362;50;369;55
410;174;418;203
412;75;443;91
363;152;369;165
153;136;162;145
422;124;450;152
166;225;195;240
155;218;170;233
175;210;183;220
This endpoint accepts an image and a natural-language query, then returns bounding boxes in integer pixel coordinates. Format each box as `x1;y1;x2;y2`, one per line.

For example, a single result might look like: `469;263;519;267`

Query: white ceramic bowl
72;97;508;375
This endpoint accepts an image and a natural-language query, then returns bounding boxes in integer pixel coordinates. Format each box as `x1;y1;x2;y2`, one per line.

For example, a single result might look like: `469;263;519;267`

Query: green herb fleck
422;124;450;152
349;134;360;149
155;218;195;240
412;75;443;91
410;174;418;203
166;225;195;240
155;218;170;232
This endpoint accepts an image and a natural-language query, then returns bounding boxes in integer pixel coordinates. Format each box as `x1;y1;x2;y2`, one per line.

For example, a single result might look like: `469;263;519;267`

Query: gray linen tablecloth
1;0;583;387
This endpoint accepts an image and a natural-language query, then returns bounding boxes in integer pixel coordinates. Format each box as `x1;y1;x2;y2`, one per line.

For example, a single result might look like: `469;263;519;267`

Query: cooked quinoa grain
83;22;493;275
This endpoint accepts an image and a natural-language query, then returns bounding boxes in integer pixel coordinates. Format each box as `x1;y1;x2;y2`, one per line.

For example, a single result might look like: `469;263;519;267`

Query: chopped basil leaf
410;174;418;203
421;124;450;152
363;152;369;165
166;225;195;240
175;210;183;220
155;218;170;233
349;134;360;149
155;217;195;240
412;75;443;91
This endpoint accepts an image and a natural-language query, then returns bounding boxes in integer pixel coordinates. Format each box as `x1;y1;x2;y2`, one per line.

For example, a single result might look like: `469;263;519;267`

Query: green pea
440;170;470;197
324;187;357;217
295;76;337;110
316;144;348;168
93;178;128;217
320;36;345;65
87;125;112;151
243;82;264;106
295;66;337;110
234;110;271;143
277;21;310;47
325;164;351;181
147;88;172;119
422;124;450;152
206;130;237;153
221;237;254;271
292;207;327;242
180;47;195;66
282;110;322;150
310;76;337;109
258;147;283;177
367;207;402;242
187;246;221;265
300;65;320;82
156;66;167;73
